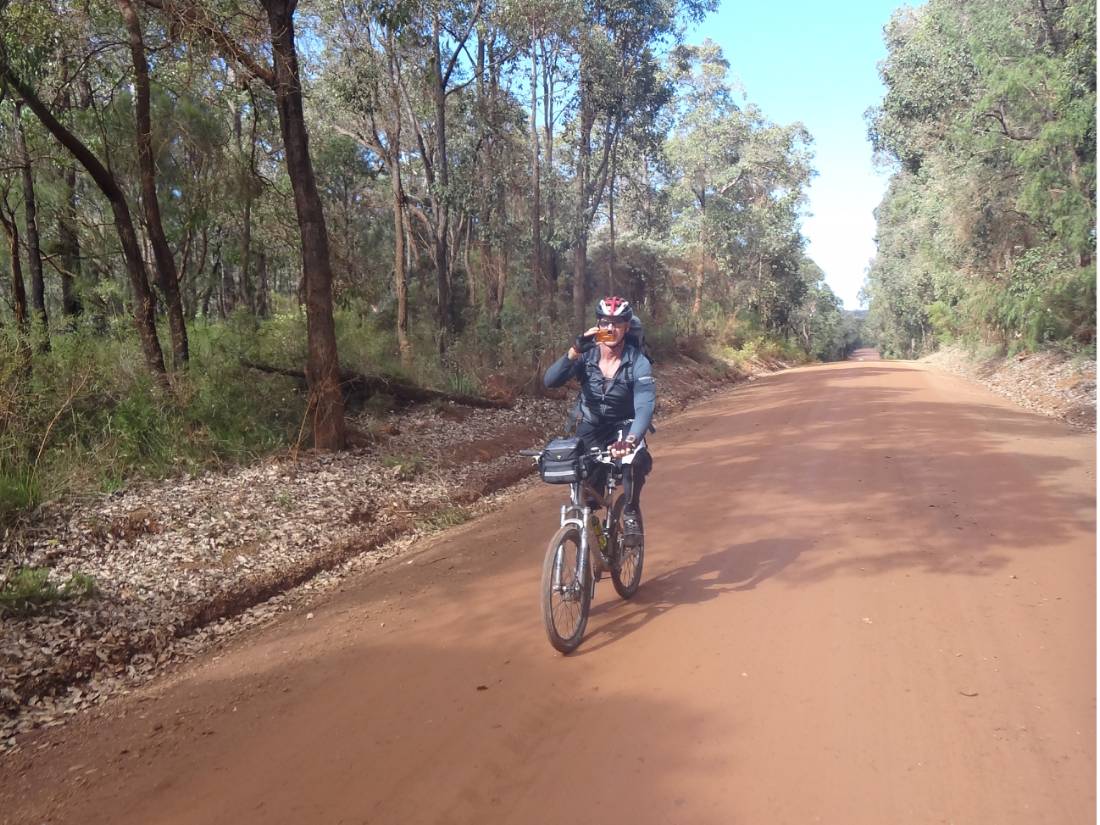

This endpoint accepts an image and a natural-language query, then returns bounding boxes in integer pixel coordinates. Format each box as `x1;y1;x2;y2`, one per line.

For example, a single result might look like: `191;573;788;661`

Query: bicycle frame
555;452;621;596
531;435;648;652
526;436;646;602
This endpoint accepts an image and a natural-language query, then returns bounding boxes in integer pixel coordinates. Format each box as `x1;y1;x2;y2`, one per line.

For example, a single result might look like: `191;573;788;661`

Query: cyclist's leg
620;447;651;545
574;419;614;507
622;446;651;507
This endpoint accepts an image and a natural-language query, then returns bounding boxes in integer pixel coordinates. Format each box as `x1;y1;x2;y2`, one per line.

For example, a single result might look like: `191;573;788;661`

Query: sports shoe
621;509;643;547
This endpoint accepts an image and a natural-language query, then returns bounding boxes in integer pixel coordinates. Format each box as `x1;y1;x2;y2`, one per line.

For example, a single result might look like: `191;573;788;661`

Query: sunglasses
597;319;628;329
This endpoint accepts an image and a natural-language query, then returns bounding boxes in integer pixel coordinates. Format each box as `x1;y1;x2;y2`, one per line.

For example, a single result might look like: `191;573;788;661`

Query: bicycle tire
540;523;591;654
609;494;644;599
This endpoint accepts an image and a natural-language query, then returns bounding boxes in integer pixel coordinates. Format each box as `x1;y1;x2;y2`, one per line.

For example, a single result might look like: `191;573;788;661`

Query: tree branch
441;0;483;86
139;0;276;87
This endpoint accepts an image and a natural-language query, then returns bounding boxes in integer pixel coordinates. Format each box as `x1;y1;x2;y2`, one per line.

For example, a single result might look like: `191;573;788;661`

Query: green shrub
959;252;1095;353
0;317;310;525
418;506;470;531
0;567;98;618
0;466;40;524
380;454;425;481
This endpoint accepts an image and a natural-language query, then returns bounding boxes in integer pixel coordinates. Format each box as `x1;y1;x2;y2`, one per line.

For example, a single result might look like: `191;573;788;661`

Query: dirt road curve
3;360;1095;825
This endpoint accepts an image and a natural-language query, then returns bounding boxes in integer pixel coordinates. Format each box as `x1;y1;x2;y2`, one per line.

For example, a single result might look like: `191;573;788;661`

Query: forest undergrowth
0;300;811;529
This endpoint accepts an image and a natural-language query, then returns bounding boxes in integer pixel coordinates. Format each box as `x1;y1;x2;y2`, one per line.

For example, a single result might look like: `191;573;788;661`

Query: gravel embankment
922;346;1096;431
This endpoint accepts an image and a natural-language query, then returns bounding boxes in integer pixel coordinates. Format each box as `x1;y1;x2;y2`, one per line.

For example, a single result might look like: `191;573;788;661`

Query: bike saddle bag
538;437;586;484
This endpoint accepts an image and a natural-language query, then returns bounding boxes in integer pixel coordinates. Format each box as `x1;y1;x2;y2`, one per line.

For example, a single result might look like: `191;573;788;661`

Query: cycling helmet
596;295;633;322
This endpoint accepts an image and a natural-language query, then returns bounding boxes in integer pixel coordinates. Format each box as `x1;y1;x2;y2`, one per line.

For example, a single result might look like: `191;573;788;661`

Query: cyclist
543;296;655;546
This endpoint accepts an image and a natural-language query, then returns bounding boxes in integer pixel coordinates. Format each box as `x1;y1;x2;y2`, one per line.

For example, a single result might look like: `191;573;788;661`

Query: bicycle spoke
548;542;584;637
542;524;592;653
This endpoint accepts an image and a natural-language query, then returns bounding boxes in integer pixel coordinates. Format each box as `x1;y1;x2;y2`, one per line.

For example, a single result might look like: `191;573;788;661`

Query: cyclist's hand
609;439;635;459
571;327;599;356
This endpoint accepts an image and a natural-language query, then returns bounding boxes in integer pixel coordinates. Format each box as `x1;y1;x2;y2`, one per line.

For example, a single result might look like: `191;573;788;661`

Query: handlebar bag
539;437;586;484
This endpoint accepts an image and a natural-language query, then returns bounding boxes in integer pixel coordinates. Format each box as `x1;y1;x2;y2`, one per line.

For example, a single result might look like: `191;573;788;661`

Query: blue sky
685;0;914;308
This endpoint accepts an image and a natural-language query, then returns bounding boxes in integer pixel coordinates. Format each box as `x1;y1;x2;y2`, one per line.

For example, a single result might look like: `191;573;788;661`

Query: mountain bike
520;440;645;654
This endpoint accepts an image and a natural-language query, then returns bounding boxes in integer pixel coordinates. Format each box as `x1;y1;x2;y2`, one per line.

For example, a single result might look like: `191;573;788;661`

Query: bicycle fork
558;502;593;599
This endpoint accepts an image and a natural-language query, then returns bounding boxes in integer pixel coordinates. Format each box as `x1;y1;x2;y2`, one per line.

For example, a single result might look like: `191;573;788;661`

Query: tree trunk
201;262;216;317
690;184;707;319
55;62;84;320
431;11;451;352
0;209;28;335
221;259;236;316
244;361;511;410
256;250;271;318
475;35;495;315
692;260;705;317
488;40;507;325
375;29;410;364
119;0;189;367
572;86;594;329
262;0;346;450
390;157;410;365
542;44;558;295
529;37;543;298
496;244;508;320
241;196;254;312
187;224;210;320
58;164;83;318
607;150;616;296
14;104;49;350
240;97;260;314
2;66;169;386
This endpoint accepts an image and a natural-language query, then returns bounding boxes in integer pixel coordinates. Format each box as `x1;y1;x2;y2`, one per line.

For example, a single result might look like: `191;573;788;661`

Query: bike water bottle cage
538;437;587;484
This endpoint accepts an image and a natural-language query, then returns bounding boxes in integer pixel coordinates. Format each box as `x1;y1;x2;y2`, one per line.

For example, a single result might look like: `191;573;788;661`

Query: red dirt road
3;360;1095;825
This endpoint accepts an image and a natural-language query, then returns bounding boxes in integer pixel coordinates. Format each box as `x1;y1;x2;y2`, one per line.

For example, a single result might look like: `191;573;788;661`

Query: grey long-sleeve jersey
543;343;655;442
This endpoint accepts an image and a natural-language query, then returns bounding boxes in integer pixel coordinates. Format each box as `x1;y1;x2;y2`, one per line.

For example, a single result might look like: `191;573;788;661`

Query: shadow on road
580;536;812;655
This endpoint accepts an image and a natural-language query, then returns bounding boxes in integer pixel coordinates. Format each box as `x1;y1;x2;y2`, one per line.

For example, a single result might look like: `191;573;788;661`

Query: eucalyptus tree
138;0;348;447
11;103;48;349
115;0;191;365
866;0;1096;351
400;0;485;350
791;257;851;360
722;114;813;331
320;0;417;361
664;39;813;332
567;0;717;327
53;83;84;320
506;0;576;299
0;173;29;339
0;1;171;384
665;39;742;318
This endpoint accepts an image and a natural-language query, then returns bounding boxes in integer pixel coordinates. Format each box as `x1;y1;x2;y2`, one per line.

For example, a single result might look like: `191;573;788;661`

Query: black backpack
625;316;654;363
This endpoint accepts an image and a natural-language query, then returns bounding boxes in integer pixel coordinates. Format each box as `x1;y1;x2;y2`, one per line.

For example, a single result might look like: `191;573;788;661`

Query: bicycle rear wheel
609;494;644;599
541;524;591;654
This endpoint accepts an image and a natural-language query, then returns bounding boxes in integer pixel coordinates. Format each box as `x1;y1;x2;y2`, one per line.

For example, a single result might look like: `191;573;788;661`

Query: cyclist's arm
544;351;584;388
627;356;656;442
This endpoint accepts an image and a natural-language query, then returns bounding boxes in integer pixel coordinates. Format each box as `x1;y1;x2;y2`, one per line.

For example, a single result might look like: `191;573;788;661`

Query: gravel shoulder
921;345;1095;431
0;354;760;749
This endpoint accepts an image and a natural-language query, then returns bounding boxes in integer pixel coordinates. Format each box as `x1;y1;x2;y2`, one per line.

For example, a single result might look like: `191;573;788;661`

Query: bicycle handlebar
518;445;622;462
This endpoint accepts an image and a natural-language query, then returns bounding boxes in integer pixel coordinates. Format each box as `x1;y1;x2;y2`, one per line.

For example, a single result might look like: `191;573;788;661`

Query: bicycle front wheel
609;494;644;599
540;524;591;654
